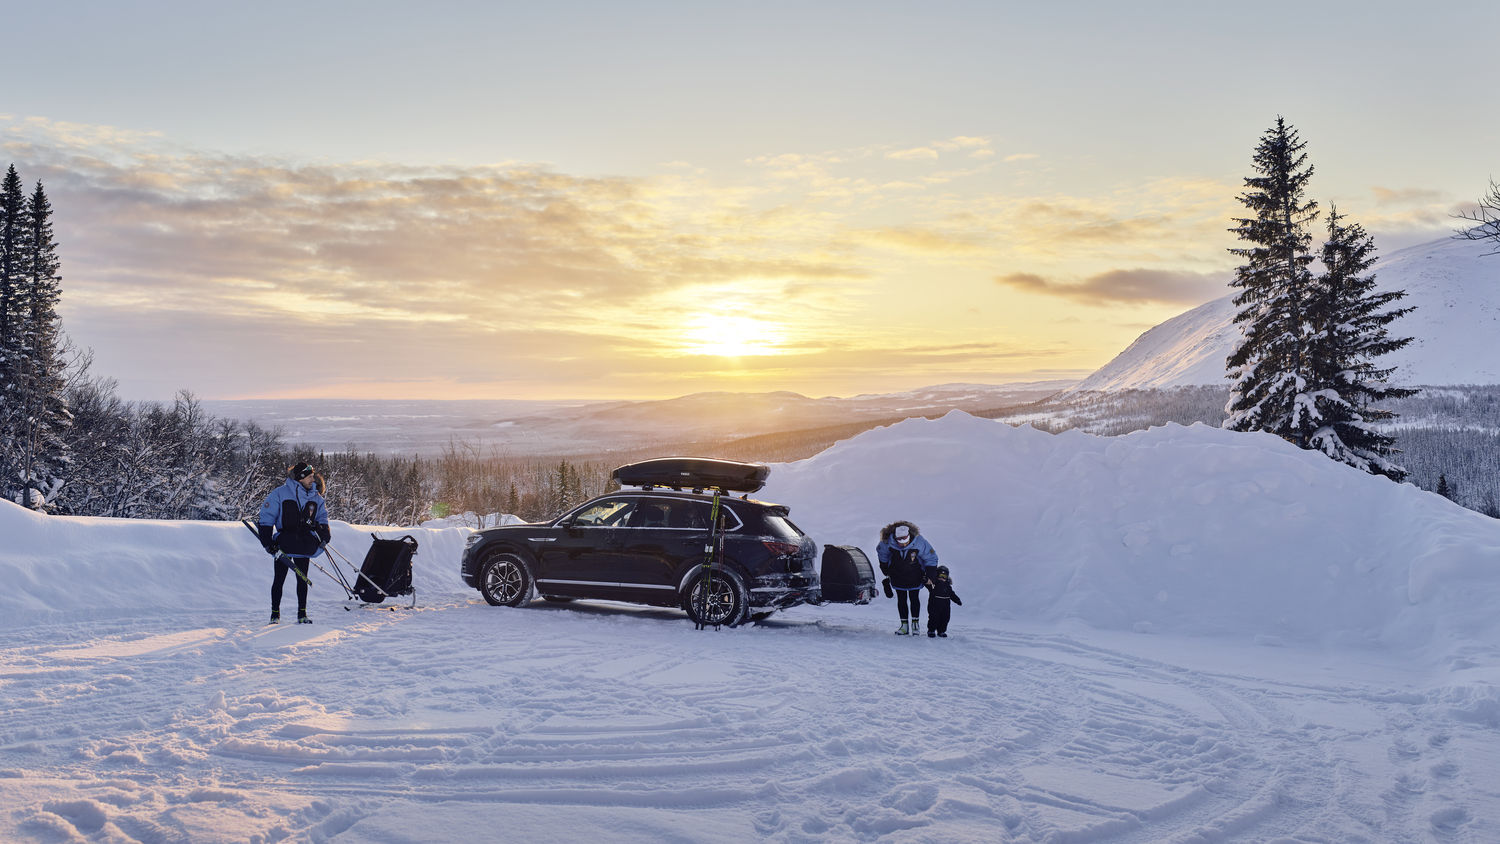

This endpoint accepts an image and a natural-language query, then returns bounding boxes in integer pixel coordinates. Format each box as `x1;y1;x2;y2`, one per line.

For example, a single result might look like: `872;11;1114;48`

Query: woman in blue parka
876;520;938;635
257;462;331;624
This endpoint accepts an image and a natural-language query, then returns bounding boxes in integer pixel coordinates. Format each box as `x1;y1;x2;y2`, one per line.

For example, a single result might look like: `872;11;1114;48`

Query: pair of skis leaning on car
876;521;962;638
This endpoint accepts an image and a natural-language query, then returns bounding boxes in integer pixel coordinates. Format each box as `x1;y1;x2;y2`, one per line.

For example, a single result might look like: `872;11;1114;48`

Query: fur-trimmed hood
879;520;921;544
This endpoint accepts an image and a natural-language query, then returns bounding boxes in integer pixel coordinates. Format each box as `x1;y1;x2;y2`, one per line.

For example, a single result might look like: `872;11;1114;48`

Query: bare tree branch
1454;178;1500;255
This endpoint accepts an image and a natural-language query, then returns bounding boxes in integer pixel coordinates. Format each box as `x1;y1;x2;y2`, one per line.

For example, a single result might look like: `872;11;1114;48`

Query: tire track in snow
2;602;1493;842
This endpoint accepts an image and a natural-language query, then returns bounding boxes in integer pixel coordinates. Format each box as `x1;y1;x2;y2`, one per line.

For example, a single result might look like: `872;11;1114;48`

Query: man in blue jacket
876;521;938;635
257;462;331;624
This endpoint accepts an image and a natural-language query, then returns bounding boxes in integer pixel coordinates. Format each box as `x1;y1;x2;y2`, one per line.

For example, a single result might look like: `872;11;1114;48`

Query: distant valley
203;382;1071;459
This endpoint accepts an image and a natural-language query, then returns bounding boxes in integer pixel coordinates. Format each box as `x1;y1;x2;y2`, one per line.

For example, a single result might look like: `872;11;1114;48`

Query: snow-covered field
4;413;1500;842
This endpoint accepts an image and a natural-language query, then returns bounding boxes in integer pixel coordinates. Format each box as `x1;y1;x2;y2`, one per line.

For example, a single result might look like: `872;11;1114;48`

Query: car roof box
612;457;770;493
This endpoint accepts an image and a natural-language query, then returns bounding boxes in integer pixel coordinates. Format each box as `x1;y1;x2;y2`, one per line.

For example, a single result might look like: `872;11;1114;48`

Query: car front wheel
682;567;748;628
479;553;532;607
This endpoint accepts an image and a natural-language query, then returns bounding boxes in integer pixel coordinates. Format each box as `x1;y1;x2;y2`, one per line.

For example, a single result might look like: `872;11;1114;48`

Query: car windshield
567;499;634;527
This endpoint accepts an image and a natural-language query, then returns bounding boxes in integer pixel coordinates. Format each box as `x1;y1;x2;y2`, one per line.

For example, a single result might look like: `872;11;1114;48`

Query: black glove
881;577;893;599
258;524;278;555
316;524;331;544
952;594;962;606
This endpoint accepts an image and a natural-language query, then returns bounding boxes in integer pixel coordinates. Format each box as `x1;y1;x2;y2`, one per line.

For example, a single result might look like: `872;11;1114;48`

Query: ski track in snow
2;595;1492;843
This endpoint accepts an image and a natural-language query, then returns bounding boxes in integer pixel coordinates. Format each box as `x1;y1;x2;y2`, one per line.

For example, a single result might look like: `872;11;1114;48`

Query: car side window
677;500;744;532
670;501;709;529
628;501;672;529
571;499;633;527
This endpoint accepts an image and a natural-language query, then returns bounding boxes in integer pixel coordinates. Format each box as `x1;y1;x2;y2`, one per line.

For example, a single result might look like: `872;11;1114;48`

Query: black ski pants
927;596;952;634
272;556;311;615
894;587;921;622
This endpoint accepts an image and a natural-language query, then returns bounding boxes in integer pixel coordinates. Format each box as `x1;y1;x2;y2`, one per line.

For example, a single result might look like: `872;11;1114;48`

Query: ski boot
895;621;909;636
297;613;311;625
269;611;280;625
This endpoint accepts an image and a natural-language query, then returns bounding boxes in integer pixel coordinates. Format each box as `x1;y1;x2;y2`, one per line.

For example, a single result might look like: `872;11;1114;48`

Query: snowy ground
4;414;1500;842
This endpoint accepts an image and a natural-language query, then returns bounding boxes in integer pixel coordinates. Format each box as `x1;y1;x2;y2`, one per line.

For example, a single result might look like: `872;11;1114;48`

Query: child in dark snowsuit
877;521;938;635
925;565;962;637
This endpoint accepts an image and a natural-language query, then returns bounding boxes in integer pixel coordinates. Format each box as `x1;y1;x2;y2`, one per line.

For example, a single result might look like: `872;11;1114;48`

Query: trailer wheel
682;568;748;628
479;553;532;607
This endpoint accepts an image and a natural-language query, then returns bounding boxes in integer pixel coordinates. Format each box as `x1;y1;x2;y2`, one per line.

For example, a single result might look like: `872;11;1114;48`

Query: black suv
459;458;874;626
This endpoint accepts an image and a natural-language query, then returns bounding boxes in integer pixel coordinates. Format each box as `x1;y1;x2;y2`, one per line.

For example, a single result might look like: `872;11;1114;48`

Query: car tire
682;567;748;628
479;553;532;607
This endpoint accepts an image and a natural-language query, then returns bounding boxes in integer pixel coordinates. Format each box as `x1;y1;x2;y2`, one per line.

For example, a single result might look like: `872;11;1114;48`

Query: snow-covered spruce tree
1225;117;1320;446
0;165;32;504
0;166;22;381
1303;206;1416;480
12;180;72;510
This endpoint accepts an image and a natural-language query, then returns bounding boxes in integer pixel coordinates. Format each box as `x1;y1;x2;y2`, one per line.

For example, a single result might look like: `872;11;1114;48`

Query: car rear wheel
479;553;532;607
682;567;748;628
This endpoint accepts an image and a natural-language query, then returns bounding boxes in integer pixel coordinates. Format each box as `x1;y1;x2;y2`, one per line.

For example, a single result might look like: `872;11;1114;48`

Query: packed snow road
2;597;1491;843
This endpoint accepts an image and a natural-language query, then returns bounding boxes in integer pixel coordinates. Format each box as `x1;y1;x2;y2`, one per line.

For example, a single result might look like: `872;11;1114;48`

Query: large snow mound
764;412;1500;648
6;412;1500;650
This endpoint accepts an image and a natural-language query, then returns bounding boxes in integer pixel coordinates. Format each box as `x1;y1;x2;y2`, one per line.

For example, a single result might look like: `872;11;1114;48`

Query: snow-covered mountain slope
1075;234;1500;391
5;413;1500;842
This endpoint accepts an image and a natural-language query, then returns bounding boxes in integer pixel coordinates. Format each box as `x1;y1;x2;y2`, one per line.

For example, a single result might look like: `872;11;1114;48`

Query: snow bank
765;412;1500;648
5;411;1500;650
0;504;474;622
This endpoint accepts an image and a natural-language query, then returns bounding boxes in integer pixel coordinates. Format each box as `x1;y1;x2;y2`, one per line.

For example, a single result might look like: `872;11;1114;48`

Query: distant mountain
1074;235;1500;391
207;381;1073;457
467;381;1073;456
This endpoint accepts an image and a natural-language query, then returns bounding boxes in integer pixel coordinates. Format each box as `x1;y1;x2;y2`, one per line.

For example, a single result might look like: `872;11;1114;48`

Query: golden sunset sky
2;1;1494;400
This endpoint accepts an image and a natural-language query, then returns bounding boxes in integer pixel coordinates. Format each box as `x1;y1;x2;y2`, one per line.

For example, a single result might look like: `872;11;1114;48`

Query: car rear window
763;514;805;540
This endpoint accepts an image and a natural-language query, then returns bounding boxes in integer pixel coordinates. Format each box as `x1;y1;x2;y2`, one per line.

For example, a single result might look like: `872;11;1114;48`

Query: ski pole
311;531;394;602
242;519;351;594
241;519;314;587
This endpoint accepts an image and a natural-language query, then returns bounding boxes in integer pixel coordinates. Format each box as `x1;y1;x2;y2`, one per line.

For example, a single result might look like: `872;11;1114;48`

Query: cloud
1371;185;1445;206
15;125;869;334
888;146;941;161
855;226;987;255
995;267;1226;306
887;136;994;163
3;117;1242;399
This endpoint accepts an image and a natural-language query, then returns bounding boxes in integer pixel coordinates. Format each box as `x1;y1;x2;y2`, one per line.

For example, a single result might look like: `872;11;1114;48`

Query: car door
533;497;635;598
614;498;732;601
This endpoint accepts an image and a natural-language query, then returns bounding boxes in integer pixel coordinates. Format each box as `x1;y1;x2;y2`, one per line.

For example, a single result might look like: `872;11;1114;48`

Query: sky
2;0;1496;401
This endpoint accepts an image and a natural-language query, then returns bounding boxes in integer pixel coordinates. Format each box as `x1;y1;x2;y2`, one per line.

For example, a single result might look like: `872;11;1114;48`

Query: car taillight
762;540;801;557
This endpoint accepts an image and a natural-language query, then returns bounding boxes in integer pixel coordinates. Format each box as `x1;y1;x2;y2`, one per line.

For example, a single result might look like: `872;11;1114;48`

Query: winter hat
290;462;316;480
893;525;911;542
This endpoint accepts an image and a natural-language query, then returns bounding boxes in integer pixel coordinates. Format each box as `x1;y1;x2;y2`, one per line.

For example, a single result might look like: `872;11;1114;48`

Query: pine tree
1301;206;1416;480
14;180;72;509
1225;118;1321;446
0;166;31;504
1437;473;1453;500
0;165;23;387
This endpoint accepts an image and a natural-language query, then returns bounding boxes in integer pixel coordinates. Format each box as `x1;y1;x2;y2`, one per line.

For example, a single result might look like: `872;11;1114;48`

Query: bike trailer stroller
352;534;418;605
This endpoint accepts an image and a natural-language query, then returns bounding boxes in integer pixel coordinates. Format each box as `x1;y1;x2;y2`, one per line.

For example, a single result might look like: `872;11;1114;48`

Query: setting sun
681;313;785;357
